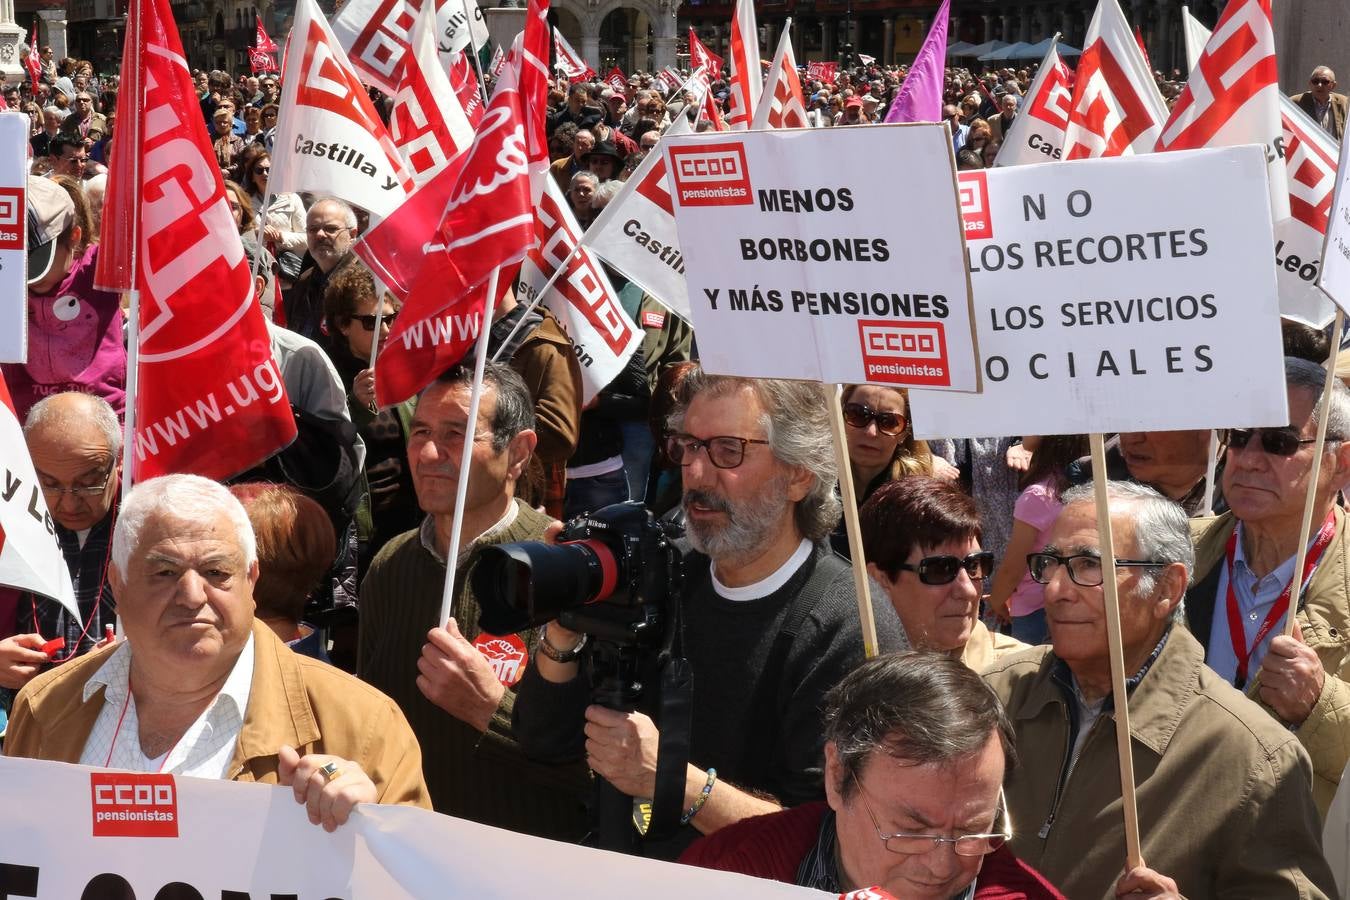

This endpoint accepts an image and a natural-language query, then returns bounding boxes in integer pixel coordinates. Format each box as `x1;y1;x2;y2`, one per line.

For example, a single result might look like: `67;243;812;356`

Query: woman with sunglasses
858;476;1026;669
322;262;421;563
244;150;308;257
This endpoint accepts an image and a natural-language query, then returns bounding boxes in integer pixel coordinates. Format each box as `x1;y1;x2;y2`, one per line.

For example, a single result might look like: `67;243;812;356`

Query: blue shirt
1206;523;1306;686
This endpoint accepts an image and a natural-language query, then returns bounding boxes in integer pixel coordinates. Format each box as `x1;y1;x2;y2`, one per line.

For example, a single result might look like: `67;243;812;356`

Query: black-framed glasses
851;773;1010;858
351;311;396;331
1027;552;1165;588
1226;427;1319;458
1312;78;1333;86
894;551;994;586
842;402;906;436
665;433;769;469
40;465;115;498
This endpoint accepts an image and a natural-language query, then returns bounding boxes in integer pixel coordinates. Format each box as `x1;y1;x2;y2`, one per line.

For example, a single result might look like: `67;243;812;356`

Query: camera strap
647;654;693;839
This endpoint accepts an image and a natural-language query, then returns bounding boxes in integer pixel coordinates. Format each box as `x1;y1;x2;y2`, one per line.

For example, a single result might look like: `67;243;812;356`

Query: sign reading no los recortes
909;146;1288;438
663;126;979;391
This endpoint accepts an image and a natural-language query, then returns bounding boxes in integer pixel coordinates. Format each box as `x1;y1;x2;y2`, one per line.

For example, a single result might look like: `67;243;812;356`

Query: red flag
26;25;41;88
248;46;278;74
449;51;486;128
99;0;296;480
255;14;278;51
688;28;723;81
806;61;838;84
752;26;809;130
605;66;628;95
1133;25;1152;71
389;0;474;184
725;0;762;129
373;0;551;407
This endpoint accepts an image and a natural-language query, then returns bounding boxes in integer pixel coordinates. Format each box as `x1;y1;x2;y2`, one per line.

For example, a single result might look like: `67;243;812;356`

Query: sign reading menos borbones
0;113;26;364
909;146;1287;438
662;125;979;391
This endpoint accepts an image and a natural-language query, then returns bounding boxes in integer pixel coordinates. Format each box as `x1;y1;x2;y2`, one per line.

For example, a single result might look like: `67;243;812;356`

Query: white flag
994;41;1073;165
520;180;643;403
553;28;593;80
584;116;693;318
331;0;489;97
389;0;475;185
725;0;762;129
272;0;413;220
751;22;809;131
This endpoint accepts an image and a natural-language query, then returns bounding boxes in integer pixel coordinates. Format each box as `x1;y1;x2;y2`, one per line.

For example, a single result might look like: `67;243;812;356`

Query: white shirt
79;636;255;778
712;538;813;602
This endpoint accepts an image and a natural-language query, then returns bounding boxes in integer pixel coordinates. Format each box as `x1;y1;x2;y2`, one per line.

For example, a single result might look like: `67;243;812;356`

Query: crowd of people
4;39;1350;900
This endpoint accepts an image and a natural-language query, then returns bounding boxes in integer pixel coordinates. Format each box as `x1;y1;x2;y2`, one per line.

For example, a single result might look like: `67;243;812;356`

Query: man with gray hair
514;367;906;858
1293;66;1347;140
284;197;358;341
1186;356;1350;816
985;480;1334;898
5;474;431;826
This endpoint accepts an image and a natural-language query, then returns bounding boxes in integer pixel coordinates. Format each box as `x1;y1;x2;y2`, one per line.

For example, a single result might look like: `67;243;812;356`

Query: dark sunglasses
1312;78;1333;86
894;551;994;585
1226;427;1317;458
351;311;397;331
843;402;906;436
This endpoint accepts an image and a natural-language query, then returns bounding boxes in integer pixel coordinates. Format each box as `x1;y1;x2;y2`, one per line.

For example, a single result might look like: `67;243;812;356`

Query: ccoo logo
667;143;752;207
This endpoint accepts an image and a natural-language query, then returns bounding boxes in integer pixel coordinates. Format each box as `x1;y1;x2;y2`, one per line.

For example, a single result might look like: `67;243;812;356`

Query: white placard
663;125;979;391
910;146;1288;438
0;757;825;898
1317;113;1350;313
0;112;27;364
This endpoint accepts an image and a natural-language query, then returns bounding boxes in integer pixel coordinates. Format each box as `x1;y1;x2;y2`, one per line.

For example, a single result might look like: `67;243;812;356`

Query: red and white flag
0;373;77;619
450;51;487;128
807;61;838;84
255;13;278;51
751;23;808;130
520;179;642;403
725;0;762;129
657;67;683;93
687;28;723;80
1156;0;1285;218
995;40;1074;165
490;44;507;79
553;28;594;82
585;114;692;318
374;0;551;407
1062;0;1168;159
96;0;296;481
271;0;413;221
605;66;628;95
26;24;41;88
331;0;489;97
251;16;279;73
389;0;474;185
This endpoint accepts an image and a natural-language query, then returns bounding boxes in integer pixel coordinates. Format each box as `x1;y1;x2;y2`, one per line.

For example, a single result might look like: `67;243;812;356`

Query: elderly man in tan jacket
5;474;430;828
984;481;1334;899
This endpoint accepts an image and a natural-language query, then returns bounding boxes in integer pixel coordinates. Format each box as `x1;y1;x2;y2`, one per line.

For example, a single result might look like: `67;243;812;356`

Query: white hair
111;475;257;574
308;197;357;230
24;391;121;457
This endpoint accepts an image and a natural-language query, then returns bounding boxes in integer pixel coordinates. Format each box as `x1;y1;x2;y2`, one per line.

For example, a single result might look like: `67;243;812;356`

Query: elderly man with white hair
5;474;430;829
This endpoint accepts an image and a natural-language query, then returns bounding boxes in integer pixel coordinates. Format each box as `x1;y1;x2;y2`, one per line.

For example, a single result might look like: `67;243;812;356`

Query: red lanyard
1224;512;1336;684
103;677;180;774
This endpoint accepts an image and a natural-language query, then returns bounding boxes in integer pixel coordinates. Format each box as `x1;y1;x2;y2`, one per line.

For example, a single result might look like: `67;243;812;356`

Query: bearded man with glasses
1186;357;1350;818
985;479;1334;898
513;368;906;858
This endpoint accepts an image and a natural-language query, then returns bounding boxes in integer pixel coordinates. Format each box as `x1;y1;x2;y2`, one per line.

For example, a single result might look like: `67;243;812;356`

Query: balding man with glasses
984;480;1334;899
1186;357;1350;818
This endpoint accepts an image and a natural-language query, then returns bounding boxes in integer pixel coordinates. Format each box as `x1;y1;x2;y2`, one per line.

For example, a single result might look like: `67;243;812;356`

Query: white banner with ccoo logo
0;757;827;899
0;112;27;364
662;126;980;391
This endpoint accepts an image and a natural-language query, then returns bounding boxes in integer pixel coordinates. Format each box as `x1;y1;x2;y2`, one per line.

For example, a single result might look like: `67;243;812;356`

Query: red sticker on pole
473;633;528;687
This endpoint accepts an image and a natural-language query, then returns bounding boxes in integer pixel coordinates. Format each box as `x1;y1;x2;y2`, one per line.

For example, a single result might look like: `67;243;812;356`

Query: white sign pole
826;385;880;658
438;265;501;627
1280;306;1345;638
1201;429;1219;516
1089;432;1144;872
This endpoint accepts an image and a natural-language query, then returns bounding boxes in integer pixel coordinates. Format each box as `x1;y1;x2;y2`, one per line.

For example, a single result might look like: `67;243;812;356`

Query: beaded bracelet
681;768;718;825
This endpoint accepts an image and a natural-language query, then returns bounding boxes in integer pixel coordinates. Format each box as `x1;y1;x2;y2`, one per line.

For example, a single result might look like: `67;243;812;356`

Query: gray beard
682;476;791;562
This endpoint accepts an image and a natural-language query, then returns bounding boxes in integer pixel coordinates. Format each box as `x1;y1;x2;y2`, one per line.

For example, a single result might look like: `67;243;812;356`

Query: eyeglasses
40;465;115;498
307;223;349;237
842;402;906;436
351;311;397;331
851;774;1010;858
255;166;271;174
1312;78;1333;86
1226;427;1318;458
1026;552;1165;587
894;551;994;586
665;433;769;470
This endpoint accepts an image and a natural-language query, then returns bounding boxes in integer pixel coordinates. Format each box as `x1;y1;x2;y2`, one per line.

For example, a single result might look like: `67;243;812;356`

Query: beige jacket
5;621;430;809
961;619;1027;672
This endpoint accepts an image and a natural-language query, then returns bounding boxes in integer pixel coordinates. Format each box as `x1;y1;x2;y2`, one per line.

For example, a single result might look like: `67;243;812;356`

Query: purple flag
883;0;950;123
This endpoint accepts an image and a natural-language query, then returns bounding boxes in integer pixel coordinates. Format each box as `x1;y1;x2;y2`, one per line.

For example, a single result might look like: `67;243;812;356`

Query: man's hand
277;745;378;832
583;705;660;799
1258;618;1325;725
416;617;506;732
932;457;960;481
1116;865;1182;899
0;634;50;690
1006;442;1034;472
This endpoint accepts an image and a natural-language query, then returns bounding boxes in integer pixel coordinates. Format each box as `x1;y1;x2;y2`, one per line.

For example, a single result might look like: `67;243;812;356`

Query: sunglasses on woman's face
351;311;397;331
842;402;906;435
894;551;995;586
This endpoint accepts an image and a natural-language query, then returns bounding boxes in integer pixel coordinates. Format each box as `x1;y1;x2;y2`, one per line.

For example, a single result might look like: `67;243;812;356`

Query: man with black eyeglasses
513;368;906;859
984;479;1334;898
284;198;358;342
1186;356;1350;819
1292;66;1347;141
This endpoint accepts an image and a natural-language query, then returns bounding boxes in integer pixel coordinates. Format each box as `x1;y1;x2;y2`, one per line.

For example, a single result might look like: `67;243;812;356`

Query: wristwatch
538;624;588;663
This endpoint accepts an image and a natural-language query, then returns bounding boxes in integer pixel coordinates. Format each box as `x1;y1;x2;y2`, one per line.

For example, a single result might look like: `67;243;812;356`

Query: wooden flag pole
827;385;880;658
1201;429;1219;516
1282;306;1345;637
1089;432;1144;871
437;265;501;627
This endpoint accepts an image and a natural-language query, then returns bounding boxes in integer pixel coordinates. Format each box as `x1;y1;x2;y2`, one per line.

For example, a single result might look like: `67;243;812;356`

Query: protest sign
0;112;25;364
0;757;825;898
908;146;1286;438
663;125;978;391
1317;114;1350;313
